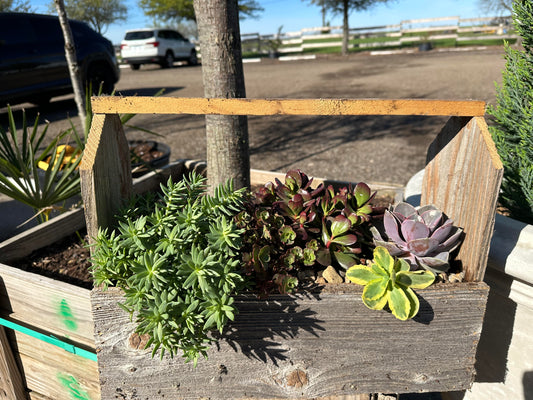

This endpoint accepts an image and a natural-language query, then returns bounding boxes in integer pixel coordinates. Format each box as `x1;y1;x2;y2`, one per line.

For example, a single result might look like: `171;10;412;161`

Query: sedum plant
90;172;247;364
346;246;435;320
370;202;463;274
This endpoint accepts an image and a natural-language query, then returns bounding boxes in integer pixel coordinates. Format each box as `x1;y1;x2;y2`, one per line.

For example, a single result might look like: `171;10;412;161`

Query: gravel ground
1;46;506;189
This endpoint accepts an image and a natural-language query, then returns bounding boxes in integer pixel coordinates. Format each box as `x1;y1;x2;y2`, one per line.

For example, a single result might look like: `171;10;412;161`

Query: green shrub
487;0;533;224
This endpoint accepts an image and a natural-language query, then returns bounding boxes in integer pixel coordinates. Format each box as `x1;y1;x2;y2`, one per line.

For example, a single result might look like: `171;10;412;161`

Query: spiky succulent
371;202;463;274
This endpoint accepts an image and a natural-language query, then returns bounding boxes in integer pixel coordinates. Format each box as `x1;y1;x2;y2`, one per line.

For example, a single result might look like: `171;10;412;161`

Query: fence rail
241;15;516;55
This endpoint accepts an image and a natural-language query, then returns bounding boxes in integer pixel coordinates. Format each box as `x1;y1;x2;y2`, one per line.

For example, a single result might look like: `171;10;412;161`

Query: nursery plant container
81;97;502;399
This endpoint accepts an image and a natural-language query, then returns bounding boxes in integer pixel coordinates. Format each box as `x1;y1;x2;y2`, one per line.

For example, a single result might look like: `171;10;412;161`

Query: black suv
0;13;120;107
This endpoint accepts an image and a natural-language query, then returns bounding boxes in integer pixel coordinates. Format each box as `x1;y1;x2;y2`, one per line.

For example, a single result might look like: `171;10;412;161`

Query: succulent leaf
372;202;463;273
347;246;435;320
364;279;389;301
346;265;381;285
387;285;411;320
396;270;435;289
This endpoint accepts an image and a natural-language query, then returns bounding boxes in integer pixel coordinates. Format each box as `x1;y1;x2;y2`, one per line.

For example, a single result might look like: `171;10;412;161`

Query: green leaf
387;285;411;321
363;279;388;301
373;246;395;275
362;292;387;310
403;287;420;320
396;270;435;289
346;265;381;285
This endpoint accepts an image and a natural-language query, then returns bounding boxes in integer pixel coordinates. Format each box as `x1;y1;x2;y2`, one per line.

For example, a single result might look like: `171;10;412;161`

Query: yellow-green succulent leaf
396;257;411;272
362;278;388;301
404;287;420;319
373;246;395;275
387;285;411;321
346;265;381;285
396;270;435;289
362;291;388;310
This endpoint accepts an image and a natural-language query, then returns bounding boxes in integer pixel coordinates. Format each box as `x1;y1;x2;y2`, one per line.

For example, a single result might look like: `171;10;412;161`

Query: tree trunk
54;0;87;134
193;0;250;191
341;0;349;56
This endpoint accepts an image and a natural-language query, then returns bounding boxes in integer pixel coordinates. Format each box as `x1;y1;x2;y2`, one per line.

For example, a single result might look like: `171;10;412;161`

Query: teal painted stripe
0;317;97;362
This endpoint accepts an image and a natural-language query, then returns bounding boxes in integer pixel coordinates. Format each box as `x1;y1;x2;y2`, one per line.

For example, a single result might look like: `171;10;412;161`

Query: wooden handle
91;97;486;117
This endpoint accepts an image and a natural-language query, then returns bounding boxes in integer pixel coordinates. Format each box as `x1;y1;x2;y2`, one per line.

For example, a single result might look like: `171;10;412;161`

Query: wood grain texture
0;262;94;347
92;282;489;399
80;113;133;241
0;207;85;264
421;116;503;282
15;334;99;400
0;326;27;399
91;97;486;117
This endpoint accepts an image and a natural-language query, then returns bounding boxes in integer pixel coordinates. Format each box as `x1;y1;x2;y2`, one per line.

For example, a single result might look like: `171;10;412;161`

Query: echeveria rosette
371;202;463;274
346;246;435;320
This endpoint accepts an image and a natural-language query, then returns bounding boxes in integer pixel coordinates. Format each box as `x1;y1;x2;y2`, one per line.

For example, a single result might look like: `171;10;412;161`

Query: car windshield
125;31;154;40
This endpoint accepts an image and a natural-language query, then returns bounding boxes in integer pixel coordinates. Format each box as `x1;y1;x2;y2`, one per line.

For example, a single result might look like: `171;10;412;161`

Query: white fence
241;15;517;54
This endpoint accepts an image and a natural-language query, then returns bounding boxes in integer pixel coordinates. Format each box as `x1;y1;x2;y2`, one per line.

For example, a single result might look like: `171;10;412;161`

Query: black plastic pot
129;140;171;177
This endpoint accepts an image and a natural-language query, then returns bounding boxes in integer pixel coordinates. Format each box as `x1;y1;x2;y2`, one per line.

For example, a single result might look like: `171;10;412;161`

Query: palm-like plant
0;106;83;223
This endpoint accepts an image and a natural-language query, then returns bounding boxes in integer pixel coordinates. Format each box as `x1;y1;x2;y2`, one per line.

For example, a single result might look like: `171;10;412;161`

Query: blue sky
31;0;498;45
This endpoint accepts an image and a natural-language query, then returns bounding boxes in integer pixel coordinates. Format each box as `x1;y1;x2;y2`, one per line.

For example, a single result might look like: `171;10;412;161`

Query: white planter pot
405;170;533;400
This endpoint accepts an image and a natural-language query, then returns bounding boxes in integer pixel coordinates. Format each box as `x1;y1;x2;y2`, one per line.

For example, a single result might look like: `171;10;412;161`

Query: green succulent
346;246;435;320
90;171;247;365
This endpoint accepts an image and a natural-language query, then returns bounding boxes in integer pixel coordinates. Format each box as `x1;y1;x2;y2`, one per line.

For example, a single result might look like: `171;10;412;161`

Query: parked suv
0;12;120;107
120;28;198;70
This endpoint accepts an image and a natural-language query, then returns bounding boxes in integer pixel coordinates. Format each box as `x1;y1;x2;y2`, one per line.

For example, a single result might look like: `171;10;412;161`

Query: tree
53;0;87;133
305;0;394;55
193;0;250;191
487;0;533;224
477;0;514;15
140;0;262;26
48;0;127;34
0;0;33;12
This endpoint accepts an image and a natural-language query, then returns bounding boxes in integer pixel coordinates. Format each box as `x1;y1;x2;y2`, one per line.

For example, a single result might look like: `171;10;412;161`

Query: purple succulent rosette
370;202;463;274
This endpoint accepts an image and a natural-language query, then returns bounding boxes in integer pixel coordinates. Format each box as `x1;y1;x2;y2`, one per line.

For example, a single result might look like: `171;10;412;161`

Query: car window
0;15;36;45
29;16;62;43
125;31;154;40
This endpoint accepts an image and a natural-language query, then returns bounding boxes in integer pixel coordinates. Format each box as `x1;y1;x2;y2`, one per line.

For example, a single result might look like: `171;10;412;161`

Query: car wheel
161;51;174;68
187;50;198;66
86;63;114;94
130;64;141;70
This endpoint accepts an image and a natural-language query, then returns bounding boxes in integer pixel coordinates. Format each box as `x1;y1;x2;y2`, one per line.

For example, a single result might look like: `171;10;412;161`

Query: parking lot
2;47;506;185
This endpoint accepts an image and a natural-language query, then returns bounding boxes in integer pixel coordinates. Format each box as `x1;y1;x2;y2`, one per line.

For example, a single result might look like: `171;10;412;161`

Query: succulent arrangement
91;169;465;364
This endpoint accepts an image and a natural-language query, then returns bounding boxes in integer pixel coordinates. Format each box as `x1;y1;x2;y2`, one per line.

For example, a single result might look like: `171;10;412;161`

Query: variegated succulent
371;202;463;274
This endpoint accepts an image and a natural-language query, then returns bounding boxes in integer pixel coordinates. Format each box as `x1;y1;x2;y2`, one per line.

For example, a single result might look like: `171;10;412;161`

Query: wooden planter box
80;98;502;399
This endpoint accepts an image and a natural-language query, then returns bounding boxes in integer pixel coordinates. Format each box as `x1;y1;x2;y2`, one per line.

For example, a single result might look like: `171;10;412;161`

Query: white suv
120;28;198;70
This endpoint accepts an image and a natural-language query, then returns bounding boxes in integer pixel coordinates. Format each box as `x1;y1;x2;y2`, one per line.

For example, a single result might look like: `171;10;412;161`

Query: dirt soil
1;47;507;286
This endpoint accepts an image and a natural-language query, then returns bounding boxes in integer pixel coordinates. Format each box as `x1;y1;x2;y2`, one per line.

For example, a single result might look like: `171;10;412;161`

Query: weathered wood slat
421;116;503;282
0;326;26;399
0;207;85;264
80;113;133;241
91;97;486;117
15;333;99;400
92;282;489;399
0;262;94;347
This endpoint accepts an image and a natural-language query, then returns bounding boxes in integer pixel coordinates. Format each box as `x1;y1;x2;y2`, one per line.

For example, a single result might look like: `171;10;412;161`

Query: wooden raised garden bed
82;97;502;399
